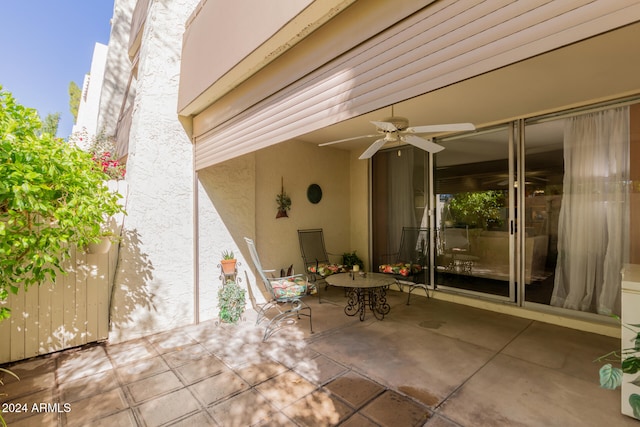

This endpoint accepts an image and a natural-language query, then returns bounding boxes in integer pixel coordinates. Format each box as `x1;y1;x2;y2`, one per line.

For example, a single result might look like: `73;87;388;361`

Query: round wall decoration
307;184;322;204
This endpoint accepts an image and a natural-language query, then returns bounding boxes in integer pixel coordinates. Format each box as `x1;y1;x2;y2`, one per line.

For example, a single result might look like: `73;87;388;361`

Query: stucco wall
109;0;199;342
197;154;256;322
195;140;354;319
255;140;351;274
97;0;135;138
179;0;315;113
72;43;108;143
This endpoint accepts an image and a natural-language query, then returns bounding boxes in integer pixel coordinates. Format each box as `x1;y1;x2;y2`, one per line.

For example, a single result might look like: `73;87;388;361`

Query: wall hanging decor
307;183;322;204
276;176;291;218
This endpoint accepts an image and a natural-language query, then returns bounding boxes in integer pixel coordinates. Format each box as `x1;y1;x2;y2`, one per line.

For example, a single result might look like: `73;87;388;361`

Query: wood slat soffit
193;0;640;169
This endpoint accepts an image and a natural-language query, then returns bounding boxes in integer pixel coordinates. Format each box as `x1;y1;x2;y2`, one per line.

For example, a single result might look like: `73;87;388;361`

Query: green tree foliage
40;112;61;137
68;81;81;122
0;87;125;320
448;191;505;229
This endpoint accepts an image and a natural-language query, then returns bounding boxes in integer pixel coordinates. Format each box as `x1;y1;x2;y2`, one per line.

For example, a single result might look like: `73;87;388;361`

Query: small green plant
221;250;235;260
276;191;291;211
217;281;246;324
342;251;364;270
594;315;640;419
275;177;292;218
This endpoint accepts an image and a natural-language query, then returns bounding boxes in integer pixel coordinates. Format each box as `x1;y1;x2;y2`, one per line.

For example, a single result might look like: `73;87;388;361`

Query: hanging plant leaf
630;394;640;420
275;177;291;215
632;332;640;351
276;192;291;211
599;363;623;389
623;356;640;374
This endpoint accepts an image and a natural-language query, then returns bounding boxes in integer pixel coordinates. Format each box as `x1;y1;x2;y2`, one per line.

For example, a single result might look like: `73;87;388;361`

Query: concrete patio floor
0;286;635;426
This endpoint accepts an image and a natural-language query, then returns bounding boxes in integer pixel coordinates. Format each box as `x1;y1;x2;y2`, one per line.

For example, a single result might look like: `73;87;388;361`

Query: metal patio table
325;272;394;321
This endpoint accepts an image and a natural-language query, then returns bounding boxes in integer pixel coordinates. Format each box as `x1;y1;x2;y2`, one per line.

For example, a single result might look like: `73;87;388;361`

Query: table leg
344;288;362;319
370;287;390;320
344;287;391;321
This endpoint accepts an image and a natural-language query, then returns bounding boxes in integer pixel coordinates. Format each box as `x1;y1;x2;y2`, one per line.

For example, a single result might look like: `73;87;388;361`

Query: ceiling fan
319;108;475;159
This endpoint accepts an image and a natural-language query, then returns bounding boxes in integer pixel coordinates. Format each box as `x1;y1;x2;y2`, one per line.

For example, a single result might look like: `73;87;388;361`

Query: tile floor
0;286;635;426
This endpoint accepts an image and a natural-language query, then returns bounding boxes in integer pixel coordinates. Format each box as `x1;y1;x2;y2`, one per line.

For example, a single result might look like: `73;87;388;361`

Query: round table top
324;272;395;289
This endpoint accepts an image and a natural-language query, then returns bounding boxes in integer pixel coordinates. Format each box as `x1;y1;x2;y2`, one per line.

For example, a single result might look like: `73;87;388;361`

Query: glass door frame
430;124;518;303
514;120;523;305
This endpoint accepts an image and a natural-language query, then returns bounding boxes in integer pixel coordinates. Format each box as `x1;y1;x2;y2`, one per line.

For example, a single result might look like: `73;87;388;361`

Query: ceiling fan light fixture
378;116;409;131
322;113;474;159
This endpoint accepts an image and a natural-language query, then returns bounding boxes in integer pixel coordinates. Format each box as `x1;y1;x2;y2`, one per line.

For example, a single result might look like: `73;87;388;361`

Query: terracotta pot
276;209;288;218
221;259;237;275
87;236;112;254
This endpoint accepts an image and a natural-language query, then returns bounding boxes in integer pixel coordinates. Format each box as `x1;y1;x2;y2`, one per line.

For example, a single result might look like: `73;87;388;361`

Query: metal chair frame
439;226;478;274
387;227;431;304
297;228;344;299
244;237;313;341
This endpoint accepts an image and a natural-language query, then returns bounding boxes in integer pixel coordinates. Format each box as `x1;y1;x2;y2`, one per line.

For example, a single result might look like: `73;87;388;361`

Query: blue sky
0;1;114;138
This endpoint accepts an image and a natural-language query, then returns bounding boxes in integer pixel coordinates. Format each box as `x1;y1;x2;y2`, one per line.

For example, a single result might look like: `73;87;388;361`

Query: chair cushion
307;263;346;277
270;276;317;298
378;263;422;277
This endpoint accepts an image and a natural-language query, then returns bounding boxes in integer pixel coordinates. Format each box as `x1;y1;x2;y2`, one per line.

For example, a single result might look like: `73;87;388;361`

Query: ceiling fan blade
401;134;445;153
358;138;387;159
318;134;378;146
406;123;475;133
370;121;398;132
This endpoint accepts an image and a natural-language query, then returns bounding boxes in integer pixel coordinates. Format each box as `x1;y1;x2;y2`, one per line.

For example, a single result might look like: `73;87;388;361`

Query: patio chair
244;237;314;341
378;227;430;304
297;228;346;295
440;226;478;275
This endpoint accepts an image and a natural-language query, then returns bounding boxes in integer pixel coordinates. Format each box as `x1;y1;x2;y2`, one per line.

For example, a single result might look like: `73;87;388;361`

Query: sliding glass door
371;147;430;269
521;119;564;306
371;128;516;301
369;101;638;316
433;127;515;300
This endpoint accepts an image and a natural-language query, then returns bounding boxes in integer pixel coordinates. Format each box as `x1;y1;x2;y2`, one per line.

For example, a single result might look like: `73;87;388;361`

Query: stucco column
109;0;200;342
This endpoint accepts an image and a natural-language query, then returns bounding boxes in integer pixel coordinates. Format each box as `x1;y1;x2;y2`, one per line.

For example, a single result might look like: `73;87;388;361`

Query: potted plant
276;177;291;218
595;315;640;419
220;250;237;275
86;230;120;254
342;251;364;271
217;280;246;324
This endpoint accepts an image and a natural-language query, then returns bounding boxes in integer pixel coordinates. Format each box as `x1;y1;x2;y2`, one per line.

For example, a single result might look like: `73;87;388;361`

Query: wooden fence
0;245;118;364
0;180;127;364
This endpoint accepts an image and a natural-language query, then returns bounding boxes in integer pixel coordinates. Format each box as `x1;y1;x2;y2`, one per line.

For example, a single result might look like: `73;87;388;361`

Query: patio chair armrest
277;273;308;281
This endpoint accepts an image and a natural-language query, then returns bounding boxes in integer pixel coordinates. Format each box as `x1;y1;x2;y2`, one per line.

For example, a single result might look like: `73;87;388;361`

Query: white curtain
551;107;629;315
387;148;416;254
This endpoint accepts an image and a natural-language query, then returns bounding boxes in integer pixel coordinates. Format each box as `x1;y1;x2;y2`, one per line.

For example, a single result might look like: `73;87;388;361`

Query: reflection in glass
434;128;512;298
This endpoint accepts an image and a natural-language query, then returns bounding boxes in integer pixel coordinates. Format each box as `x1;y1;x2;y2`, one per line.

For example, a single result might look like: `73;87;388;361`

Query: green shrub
0;86;125;319
217;281;246;324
